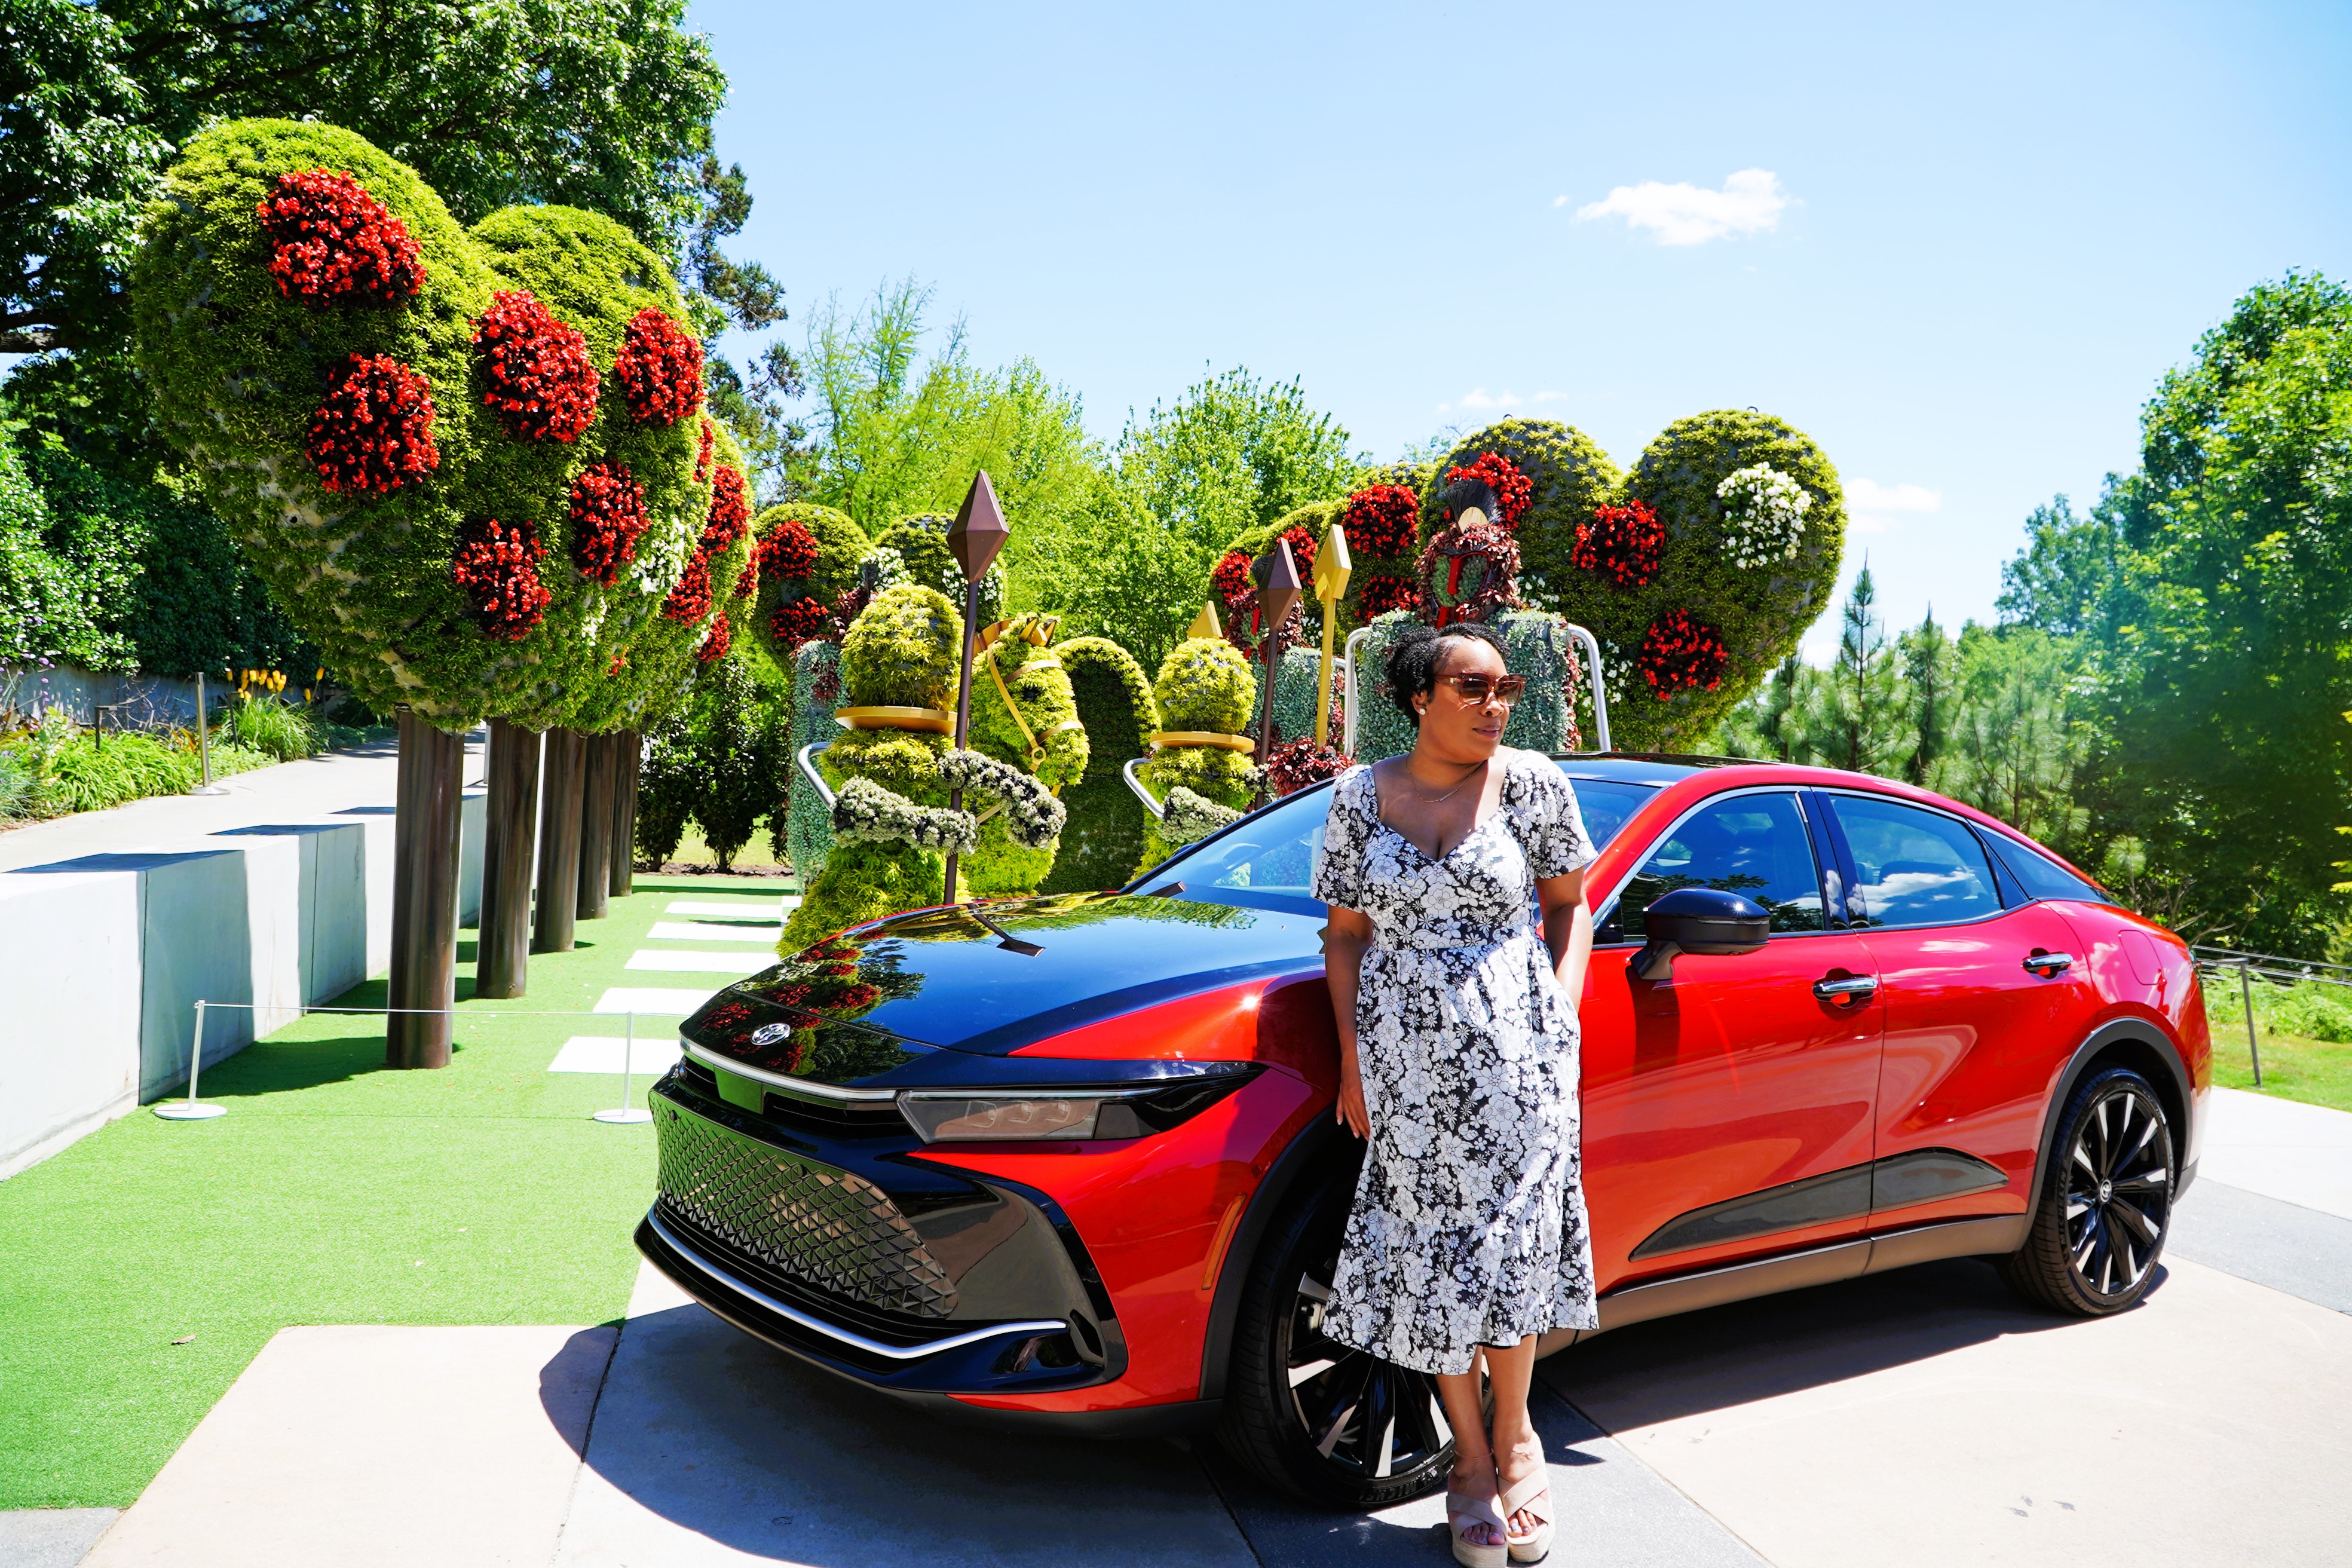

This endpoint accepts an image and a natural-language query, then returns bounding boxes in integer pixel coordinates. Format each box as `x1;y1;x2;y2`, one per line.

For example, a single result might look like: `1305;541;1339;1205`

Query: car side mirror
1631;887;1771;981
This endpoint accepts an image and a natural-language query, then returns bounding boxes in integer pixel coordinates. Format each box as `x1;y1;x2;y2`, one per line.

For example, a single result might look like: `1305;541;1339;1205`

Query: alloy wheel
2063;1081;2173;1299
1282;1245;1467;1483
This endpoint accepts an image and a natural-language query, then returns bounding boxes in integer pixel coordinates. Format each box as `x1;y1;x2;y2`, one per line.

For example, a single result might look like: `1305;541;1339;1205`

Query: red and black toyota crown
637;755;2210;1508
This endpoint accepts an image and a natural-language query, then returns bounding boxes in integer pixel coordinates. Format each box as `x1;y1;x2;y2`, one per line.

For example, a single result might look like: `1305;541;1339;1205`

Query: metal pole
595;1010;652;1124
155;1000;226;1120
2240;961;2264;1087
189;671;227;796
942;577;981;906
1255;628;1283;807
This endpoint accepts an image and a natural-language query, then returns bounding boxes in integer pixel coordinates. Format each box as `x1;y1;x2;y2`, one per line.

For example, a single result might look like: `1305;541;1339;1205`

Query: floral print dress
1309;751;1600;1375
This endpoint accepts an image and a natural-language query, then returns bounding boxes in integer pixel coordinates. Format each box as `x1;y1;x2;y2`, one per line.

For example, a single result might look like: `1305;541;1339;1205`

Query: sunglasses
1437;672;1527;708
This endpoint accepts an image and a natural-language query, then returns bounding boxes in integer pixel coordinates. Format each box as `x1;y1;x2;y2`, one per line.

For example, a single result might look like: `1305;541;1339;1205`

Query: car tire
1998;1064;2176;1316
1214;1161;1474;1508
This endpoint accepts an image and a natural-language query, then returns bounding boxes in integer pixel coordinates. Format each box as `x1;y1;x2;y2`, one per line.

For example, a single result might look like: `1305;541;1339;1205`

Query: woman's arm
1536;868;1592;999
1324;905;1373;1138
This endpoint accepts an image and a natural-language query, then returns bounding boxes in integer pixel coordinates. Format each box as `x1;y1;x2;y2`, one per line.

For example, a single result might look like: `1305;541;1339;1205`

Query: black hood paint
681;892;1325;1088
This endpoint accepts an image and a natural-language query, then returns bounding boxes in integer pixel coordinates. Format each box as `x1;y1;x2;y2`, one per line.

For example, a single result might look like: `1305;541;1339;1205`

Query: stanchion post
942;470;1010;906
155;1000;226;1120
594;1010;653;1125
189;671;228;797
2240;961;2264;1087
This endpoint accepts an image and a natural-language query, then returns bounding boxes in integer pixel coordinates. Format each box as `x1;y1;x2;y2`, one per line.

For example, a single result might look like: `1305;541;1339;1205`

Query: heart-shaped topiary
131;119;746;731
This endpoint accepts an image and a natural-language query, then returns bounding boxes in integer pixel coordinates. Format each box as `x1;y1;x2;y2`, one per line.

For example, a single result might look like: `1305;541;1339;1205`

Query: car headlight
898;1069;1257;1144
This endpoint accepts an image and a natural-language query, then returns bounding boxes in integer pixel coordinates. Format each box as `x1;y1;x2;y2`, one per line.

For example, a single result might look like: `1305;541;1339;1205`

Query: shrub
1153;636;1254;734
839;584;961;711
1037;636;1157;896
2269;983;2352;1044
220;693;326;762
745;501;869;679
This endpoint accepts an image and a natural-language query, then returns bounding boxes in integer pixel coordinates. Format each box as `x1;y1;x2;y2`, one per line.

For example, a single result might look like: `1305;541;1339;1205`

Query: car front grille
653;1100;958;1319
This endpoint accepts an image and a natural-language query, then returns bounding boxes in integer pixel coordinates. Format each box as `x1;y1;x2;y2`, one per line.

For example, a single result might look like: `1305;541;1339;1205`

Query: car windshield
1136;766;1658;917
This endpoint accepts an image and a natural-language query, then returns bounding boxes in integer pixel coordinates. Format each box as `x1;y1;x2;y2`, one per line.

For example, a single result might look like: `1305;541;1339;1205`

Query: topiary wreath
1038;636;1157;895
1134;636;1258;876
1419;414;1845;750
132;119;715;731
961;614;1088;896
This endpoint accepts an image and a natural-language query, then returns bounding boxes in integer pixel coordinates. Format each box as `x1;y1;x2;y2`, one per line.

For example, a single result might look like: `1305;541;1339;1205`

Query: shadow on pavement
1543;1255;2113;1429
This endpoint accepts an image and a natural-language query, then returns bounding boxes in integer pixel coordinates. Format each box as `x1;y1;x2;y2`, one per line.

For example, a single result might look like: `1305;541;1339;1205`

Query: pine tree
1901;608;1954;786
1801;562;1916;777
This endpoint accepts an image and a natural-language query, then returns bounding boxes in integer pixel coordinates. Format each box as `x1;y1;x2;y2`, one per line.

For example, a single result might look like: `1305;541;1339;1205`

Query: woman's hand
1336;1042;1370;1138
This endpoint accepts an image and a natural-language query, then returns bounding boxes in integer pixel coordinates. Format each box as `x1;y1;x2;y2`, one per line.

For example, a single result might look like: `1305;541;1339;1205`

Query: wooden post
533;727;584;954
608;728;639;899
943;471;1010;905
386;710;465;1068
577;731;616;921
474;719;541;999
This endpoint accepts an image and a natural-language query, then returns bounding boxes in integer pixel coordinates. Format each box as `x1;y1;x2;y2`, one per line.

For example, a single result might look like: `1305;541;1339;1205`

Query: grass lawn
0;872;791;1510
645;817;792;874
2206;1016;2352;1112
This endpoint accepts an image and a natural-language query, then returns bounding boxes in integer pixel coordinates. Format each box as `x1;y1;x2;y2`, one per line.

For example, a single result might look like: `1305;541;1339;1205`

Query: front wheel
1214;1165;1476;1508
1998;1065;2176;1315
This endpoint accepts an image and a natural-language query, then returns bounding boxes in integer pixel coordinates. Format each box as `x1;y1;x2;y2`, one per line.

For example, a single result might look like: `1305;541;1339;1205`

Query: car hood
679;891;1325;1086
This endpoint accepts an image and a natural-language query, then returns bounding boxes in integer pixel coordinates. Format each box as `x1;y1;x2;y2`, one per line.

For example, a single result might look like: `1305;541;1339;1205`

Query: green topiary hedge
1039;636;1156;895
131;119;716;732
745;501;868;683
782;638;844;881
960;617;1087;895
1348;609;1588;764
1134;637;1257;874
873;514;1004;626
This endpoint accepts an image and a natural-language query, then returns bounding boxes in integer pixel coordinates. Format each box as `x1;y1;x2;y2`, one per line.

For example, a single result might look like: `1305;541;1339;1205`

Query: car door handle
2023;951;2076;977
1813;975;1878;1002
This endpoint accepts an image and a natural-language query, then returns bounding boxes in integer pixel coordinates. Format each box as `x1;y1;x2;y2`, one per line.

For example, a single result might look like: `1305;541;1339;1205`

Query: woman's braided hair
1383;620;1509;728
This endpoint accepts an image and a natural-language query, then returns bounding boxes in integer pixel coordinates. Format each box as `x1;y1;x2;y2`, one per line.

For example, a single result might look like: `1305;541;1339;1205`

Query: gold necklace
1401;758;1485;805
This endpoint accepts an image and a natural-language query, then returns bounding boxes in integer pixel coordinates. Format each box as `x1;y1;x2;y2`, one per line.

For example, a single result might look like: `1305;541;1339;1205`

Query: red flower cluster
1446;452;1533;528
450;517;552;640
662;552;712;623
1341;483;1420;558
1355;574;1422;620
1267;525;1318;575
471;290;598;443
697;610;732;664
702;464;751;556
307;354;440;494
613;308;703;425
769;594;828;647
755;515;818;582
834;982;881;1013
693;418;716;484
1266;737;1353;798
1574;499;1665;588
256;169;424;308
566;463;649;584
700;999;755;1034
1639;608;1728;698
1209;550;1253;602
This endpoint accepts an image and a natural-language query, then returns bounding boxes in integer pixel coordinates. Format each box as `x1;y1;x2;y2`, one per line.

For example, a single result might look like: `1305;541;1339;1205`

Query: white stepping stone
647;921;782;942
548;1036;684;1074
666;896;800;916
594;987;716;1015
626;950;765;974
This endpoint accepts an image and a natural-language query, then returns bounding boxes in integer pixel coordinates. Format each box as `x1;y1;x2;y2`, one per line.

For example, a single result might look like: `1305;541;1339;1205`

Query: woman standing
1310;618;1597;1568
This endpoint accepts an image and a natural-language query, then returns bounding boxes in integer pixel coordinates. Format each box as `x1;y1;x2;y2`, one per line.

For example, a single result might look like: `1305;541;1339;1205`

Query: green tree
1930;625;2087;853
1900;608;1955;786
1796;562;1915;777
1997;488;2129;638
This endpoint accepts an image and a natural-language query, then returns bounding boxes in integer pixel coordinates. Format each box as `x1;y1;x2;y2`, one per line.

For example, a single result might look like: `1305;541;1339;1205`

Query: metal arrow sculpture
944;470;1010;904
1255;538;1303;805
1311;523;1352;746
1187;599;1223;643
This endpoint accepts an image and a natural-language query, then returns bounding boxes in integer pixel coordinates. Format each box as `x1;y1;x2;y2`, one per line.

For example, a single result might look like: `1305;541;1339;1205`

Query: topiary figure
1133;637;1258;876
961;614;1088;896
132;120;715;732
746;501;870;681
1039;636;1158;895
779;584;1065;950
1417;421;1623;610
780;638;844;883
1334;480;1423;634
872;513;1006;626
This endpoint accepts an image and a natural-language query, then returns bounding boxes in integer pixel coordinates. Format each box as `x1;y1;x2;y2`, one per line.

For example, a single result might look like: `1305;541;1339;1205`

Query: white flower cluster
869;540;1007;623
1716;464;1812;569
629;509;695;595
939;748;1066;848
1162;786;1242;846
831;775;976;855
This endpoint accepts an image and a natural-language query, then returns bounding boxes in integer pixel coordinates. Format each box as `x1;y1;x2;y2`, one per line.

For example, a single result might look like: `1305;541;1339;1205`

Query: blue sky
691;0;2352;660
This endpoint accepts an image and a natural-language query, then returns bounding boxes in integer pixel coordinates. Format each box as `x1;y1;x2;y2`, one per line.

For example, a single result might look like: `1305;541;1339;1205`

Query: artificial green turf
0;873;791;1509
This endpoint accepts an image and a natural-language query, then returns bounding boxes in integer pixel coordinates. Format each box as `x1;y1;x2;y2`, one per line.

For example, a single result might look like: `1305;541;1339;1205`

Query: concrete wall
0;793;484;1178
1;664;209;727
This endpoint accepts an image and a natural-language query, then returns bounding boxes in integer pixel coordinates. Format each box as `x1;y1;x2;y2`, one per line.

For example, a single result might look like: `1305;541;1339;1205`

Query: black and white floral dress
1309;750;1599;1375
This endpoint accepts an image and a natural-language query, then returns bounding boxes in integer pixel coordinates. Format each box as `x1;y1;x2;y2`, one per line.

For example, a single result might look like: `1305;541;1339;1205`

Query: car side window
1828;795;2003;929
1613;792;1826;939
1986;835;2106;904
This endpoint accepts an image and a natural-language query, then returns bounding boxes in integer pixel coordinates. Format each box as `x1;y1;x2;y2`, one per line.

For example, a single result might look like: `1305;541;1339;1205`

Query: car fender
2023;1015;2198;1218
1196;1112;1362;1402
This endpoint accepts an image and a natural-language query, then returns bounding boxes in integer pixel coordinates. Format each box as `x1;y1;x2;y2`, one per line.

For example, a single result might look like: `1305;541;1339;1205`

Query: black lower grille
653;1099;958;1319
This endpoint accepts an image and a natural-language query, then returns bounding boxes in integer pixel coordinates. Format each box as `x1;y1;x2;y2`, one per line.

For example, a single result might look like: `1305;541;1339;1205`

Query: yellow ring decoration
1151;730;1255;755
835;705;956;734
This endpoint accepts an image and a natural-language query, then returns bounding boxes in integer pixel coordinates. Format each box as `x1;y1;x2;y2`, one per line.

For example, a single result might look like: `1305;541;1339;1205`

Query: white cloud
1574;169;1787;246
1438;388;1564;414
1843;477;1940;535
